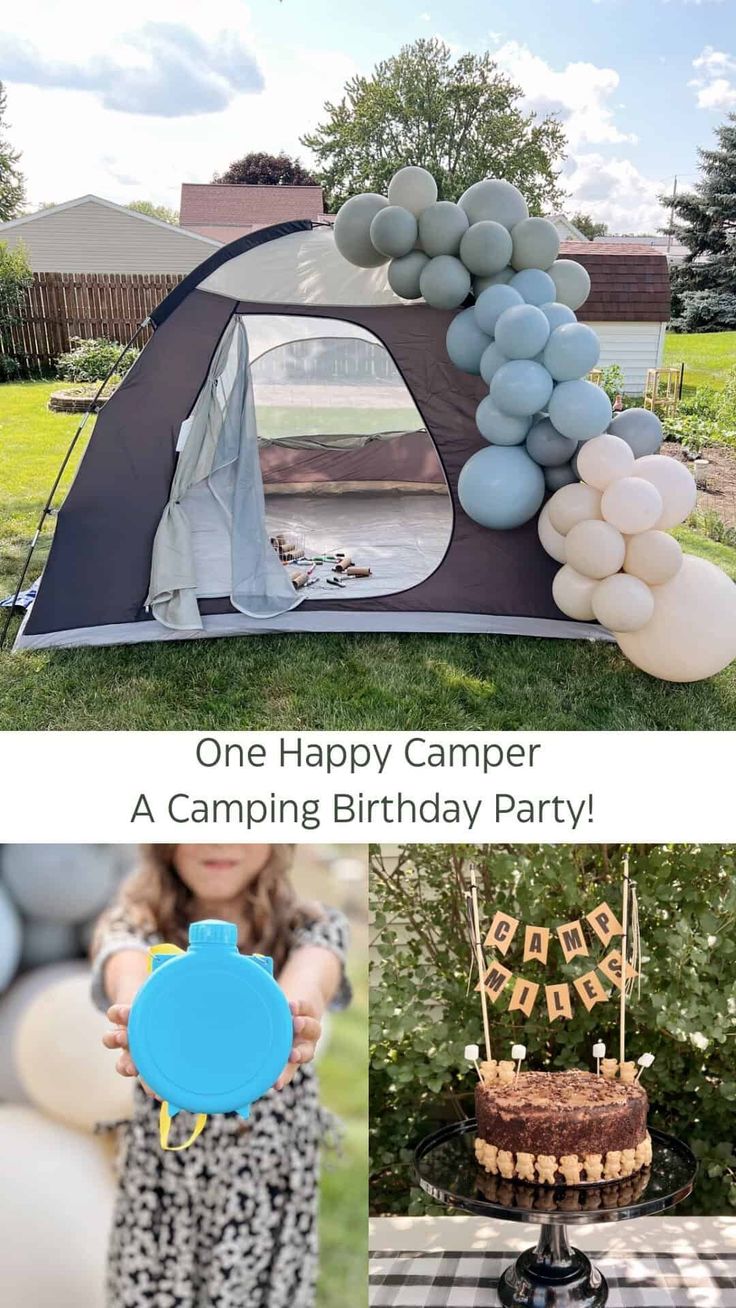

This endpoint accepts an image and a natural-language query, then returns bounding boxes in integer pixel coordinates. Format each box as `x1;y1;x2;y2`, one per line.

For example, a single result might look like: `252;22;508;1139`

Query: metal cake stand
414;1119;696;1307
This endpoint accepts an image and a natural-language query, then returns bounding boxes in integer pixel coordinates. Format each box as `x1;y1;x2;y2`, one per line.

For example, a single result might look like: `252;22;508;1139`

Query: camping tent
14;219;606;649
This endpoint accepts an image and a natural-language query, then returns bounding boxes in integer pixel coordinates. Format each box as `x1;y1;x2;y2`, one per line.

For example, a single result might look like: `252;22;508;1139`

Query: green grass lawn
2;379;736;730
317;952;367;1308
664;330;736;392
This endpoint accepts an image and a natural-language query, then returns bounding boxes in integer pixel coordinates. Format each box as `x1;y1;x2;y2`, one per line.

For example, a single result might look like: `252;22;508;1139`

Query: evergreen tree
0;83;25;222
667;114;736;331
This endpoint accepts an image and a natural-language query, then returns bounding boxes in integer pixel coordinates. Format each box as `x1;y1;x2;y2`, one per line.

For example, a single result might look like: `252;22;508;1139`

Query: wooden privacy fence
2;271;183;373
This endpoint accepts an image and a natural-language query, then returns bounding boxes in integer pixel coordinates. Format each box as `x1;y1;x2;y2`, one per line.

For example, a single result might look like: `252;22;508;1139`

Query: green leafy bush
599;363;625;403
663;382;736;454
687;509;736;550
0;240;33;379
0;354;20;381
370;843;736;1216
56;336;139;383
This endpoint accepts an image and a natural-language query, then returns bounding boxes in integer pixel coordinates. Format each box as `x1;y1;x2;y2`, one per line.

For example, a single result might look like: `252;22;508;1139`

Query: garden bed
666;441;736;527
47;388;112;413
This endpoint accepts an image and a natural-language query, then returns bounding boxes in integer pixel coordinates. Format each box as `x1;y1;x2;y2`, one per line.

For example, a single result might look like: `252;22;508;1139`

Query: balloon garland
334;166;736;681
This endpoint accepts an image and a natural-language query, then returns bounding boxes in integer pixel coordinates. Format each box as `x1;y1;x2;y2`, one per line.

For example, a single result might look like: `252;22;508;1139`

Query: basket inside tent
182;314;453;603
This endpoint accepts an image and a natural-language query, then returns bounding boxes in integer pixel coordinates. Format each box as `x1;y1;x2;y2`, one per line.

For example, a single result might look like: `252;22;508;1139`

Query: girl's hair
94;845;320;974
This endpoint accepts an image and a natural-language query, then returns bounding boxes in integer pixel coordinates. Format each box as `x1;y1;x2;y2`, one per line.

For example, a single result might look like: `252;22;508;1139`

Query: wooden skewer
619;855;630;1066
470;863;491;1067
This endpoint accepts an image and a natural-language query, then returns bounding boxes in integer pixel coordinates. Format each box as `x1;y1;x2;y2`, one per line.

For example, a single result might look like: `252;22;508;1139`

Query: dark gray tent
14;220;605;649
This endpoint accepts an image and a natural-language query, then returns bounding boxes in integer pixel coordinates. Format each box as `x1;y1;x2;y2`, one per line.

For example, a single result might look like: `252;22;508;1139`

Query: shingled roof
560;241;671;322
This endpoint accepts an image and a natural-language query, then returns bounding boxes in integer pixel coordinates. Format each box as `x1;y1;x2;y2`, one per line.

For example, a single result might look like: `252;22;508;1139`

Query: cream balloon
537;502;567;564
0;1106;114;1306
623;530;683;585
616;555;736;681
592;574;655;633
0;961;84;1103
632;454;697;530
564;519;626;580
552;564;598;621
601;476;663;535
547;482;603;535
575;433;635;491
16;971;134;1131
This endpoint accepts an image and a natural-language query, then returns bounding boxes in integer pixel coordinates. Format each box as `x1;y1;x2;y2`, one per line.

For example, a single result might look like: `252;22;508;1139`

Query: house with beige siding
0;195;219;274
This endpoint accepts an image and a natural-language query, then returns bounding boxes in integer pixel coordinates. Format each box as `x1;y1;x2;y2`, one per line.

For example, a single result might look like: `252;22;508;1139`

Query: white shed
0;195;219;274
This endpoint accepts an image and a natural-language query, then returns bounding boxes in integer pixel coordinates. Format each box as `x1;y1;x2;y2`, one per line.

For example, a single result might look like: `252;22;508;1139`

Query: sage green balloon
418;201;469;256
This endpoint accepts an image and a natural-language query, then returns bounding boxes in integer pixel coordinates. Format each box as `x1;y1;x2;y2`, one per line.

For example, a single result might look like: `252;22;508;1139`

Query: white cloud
493;40;637;148
690;45;736;110
563;153;667;233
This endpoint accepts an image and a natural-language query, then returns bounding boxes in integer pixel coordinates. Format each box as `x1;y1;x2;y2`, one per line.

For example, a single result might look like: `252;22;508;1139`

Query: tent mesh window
182;314;453;604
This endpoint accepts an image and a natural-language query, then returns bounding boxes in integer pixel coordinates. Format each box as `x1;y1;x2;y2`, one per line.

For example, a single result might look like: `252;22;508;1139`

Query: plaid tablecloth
370;1249;736;1307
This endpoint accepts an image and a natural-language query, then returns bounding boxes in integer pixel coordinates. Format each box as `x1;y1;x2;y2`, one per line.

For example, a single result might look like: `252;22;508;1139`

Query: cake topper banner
485;901;623;969
475;952;636;1022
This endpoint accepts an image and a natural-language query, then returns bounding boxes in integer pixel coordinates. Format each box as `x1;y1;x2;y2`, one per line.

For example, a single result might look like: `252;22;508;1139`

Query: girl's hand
275;999;322;1091
103;1003;156;1097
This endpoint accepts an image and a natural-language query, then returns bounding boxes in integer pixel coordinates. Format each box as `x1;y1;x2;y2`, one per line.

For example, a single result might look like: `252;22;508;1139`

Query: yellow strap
147;942;185;973
159;1101;208;1151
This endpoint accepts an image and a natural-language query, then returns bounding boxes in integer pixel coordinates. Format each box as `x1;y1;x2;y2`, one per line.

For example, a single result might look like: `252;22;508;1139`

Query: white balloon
334;193;390;267
16;972;134;1131
565;519;626;580
459;221;512;275
0;1106;115;1307
632;454;697;530
552;565;598;621
0;961;83;1103
474;283;523;334
624;531;683;585
601;476;663;535
548;379;613;442
388;166;438;216
537;502;567;564
576;433;636;490
509;268;557;306
369;204;418;257
480;341;509;385
417;200;469;256
511;217;560;271
458;178;528;229
547;482;603;535
495;304;550;360
388;250;430;299
419;254;471;309
616;556;736;681
548;258;591;310
593;573;655;633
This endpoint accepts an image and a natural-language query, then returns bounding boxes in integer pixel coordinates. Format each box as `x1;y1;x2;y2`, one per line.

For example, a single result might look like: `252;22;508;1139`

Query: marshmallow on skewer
465;1043;482;1080
511;1044;527;1084
635;1053;655;1083
593;1041;606;1076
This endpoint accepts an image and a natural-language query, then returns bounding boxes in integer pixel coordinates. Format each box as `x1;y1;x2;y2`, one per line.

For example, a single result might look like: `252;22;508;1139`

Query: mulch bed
665;441;736;526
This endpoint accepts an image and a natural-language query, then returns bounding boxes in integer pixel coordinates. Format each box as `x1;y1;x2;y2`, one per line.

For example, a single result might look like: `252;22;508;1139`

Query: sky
1;0;734;233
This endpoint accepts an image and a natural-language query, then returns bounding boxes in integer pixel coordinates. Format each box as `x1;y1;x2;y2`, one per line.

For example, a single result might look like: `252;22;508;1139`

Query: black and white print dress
91;906;351;1308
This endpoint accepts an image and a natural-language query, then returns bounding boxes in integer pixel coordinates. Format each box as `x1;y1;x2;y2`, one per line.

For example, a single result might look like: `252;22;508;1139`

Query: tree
301;39;566;212
127;200;179;225
0;240;33;378
213;152;317;186
666;114;736;331
571;211;608;240
0;83;25;222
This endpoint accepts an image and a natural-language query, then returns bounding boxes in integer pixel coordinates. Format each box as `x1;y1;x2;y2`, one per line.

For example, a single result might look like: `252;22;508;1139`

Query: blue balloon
544;462;578;491
548;379;613;442
479;341;508;385
0;883;21;992
542;322;600;382
509;268;557;306
494;304;551;360
608;408;663;457
458;445;546;529
445;308;491;374
474;284;523;334
540;301;577;331
525;417;578;466
490;359;554;417
476;396;532;445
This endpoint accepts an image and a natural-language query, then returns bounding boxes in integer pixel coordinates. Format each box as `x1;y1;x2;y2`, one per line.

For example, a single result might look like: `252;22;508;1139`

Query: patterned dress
91;906;351;1308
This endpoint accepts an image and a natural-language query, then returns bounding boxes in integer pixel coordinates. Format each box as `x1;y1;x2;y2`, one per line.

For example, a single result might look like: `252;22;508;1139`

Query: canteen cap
189;919;238;946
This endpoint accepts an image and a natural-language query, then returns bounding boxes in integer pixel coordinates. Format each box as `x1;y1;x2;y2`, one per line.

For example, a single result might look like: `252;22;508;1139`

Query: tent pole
0;320;150;649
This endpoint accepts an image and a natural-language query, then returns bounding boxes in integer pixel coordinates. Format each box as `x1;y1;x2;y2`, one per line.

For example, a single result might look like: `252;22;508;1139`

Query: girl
93;844;350;1308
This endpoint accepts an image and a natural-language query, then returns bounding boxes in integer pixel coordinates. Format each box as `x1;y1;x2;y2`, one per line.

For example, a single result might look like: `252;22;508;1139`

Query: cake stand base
498;1222;607;1307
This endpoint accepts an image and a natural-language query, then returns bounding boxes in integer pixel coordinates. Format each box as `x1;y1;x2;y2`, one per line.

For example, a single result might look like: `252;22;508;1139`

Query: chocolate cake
474;1069;651;1185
